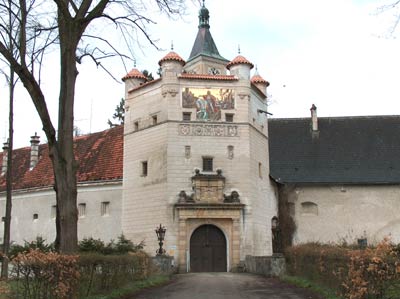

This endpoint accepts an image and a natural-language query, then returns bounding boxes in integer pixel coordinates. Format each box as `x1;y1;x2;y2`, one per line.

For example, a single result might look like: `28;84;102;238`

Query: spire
188;1;228;62
198;0;210;29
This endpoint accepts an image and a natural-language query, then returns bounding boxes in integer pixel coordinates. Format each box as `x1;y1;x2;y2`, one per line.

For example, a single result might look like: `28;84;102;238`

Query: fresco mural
182;88;234;121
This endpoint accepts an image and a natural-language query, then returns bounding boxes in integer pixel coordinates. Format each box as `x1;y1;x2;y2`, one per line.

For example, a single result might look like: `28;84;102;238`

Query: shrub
10;249;80;299
9;236;54;258
78;234;144;255
78;251;150;297
286;243;349;290
286;239;400;299
78;238;105;253
342;238;400;299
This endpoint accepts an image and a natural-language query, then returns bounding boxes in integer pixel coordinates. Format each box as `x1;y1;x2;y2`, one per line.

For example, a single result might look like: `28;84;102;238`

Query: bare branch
68;0;79;14
80;33;132;60
82;0;108;24
52;0;70;19
0;40;56;142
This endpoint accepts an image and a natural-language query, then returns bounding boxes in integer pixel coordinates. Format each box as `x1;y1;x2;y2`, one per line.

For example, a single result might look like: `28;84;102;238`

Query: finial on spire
202;0;205;7
198;0;210;29
133;57;136;68
238;45;241;54
171;40;174;51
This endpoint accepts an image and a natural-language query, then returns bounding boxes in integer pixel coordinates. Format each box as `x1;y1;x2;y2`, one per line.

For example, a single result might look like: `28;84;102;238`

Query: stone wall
152;255;176;274
0;182;122;245
244;255;286;277
287;184;400;245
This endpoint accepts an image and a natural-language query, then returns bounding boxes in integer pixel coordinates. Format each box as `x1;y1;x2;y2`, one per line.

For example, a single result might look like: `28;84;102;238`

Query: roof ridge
269;115;400;121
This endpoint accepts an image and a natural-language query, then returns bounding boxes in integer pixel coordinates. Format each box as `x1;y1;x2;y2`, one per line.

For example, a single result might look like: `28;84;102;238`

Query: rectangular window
134;121;139;131
101;201;110;216
258;162;262;178
1;216;5;222
202;157;213;172
78;203;86;218
152;115;158;125
51;205;57;219
185;146;191;159
33;213;39;221
183;112;191;121
225;113;234;122
142;161;148;176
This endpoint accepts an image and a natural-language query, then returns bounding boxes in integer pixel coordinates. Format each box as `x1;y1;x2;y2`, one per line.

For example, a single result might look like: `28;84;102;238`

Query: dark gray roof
187;2;228;63
268;115;400;184
188;27;228;63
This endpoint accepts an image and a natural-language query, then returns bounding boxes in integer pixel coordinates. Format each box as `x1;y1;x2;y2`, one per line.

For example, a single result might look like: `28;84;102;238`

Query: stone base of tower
175;203;244;273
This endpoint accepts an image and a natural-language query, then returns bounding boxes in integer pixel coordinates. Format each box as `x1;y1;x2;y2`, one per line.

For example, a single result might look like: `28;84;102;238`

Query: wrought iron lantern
155;224;166;255
271;216;279;229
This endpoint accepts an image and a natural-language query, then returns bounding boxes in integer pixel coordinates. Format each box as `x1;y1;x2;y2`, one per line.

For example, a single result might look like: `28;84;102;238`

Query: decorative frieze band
178;124;239;137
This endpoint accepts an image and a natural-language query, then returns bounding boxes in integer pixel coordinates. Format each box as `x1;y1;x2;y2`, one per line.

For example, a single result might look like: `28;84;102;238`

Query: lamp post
271;217;282;254
155;224;166;255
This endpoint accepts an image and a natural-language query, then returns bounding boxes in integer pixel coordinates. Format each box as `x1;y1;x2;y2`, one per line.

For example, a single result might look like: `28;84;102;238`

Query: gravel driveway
132;273;325;299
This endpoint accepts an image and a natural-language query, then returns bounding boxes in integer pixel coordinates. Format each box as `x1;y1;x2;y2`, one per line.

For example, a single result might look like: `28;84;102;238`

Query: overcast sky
1;0;400;148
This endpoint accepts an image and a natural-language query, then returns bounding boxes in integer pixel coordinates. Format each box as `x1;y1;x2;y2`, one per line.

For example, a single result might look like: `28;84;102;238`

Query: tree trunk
53;12;80;253
1;70;14;279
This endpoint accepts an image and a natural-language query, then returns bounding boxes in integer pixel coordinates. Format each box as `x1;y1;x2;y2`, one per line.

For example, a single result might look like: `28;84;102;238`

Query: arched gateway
190;225;227;272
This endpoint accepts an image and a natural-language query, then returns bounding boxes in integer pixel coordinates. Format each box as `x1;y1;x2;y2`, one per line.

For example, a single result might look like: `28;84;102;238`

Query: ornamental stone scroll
178;124;239;137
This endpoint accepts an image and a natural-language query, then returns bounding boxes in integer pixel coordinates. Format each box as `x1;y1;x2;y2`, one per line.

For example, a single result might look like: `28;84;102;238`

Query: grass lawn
82;274;171;299
282;275;341;299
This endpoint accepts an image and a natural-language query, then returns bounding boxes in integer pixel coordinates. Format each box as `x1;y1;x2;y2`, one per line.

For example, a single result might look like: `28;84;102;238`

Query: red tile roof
128;78;162;93
122;68;147;81
158;51;186;66
251;74;270;87
178;73;238;81
0;126;123;192
226;55;254;70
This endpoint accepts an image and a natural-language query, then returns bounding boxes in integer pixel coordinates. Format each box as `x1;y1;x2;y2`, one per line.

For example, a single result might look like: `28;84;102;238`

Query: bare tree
0;69;15;280
377;1;400;35
0;0;186;253
0;0;19;278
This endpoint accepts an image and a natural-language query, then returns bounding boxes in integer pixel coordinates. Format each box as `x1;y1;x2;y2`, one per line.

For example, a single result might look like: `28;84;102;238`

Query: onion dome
251;73;270;87
122;68;147;82
226;55;254;70
158;51;186;66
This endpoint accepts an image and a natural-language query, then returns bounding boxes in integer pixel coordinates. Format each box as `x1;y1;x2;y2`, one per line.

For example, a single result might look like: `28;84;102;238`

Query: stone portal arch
190;224;227;272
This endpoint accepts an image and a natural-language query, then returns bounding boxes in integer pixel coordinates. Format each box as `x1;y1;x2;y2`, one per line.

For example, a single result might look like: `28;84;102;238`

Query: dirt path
132;273;325;299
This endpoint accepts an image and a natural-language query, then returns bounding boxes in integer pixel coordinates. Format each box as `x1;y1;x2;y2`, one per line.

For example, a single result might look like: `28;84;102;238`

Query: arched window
301;202;318;215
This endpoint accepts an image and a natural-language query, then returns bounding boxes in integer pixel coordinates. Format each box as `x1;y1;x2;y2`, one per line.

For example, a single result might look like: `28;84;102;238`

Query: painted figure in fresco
182;88;195;107
220;89;234;109
205;91;217;114
183;88;234;121
196;97;208;120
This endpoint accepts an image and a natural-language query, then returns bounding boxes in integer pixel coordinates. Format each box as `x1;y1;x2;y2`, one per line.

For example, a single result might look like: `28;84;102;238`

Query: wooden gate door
190;225;227;272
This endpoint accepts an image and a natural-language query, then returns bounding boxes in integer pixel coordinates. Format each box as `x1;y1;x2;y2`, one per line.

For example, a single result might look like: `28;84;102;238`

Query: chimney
30;132;40;169
1;140;9;175
310;104;318;131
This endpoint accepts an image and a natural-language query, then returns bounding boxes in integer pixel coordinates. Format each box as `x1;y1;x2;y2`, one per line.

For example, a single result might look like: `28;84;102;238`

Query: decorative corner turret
122;68;147;94
227;55;254;80
251;68;270;96
158;51;186;77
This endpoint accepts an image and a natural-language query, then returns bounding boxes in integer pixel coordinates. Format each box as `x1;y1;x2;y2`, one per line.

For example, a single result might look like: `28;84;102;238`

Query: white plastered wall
291;184;400;245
